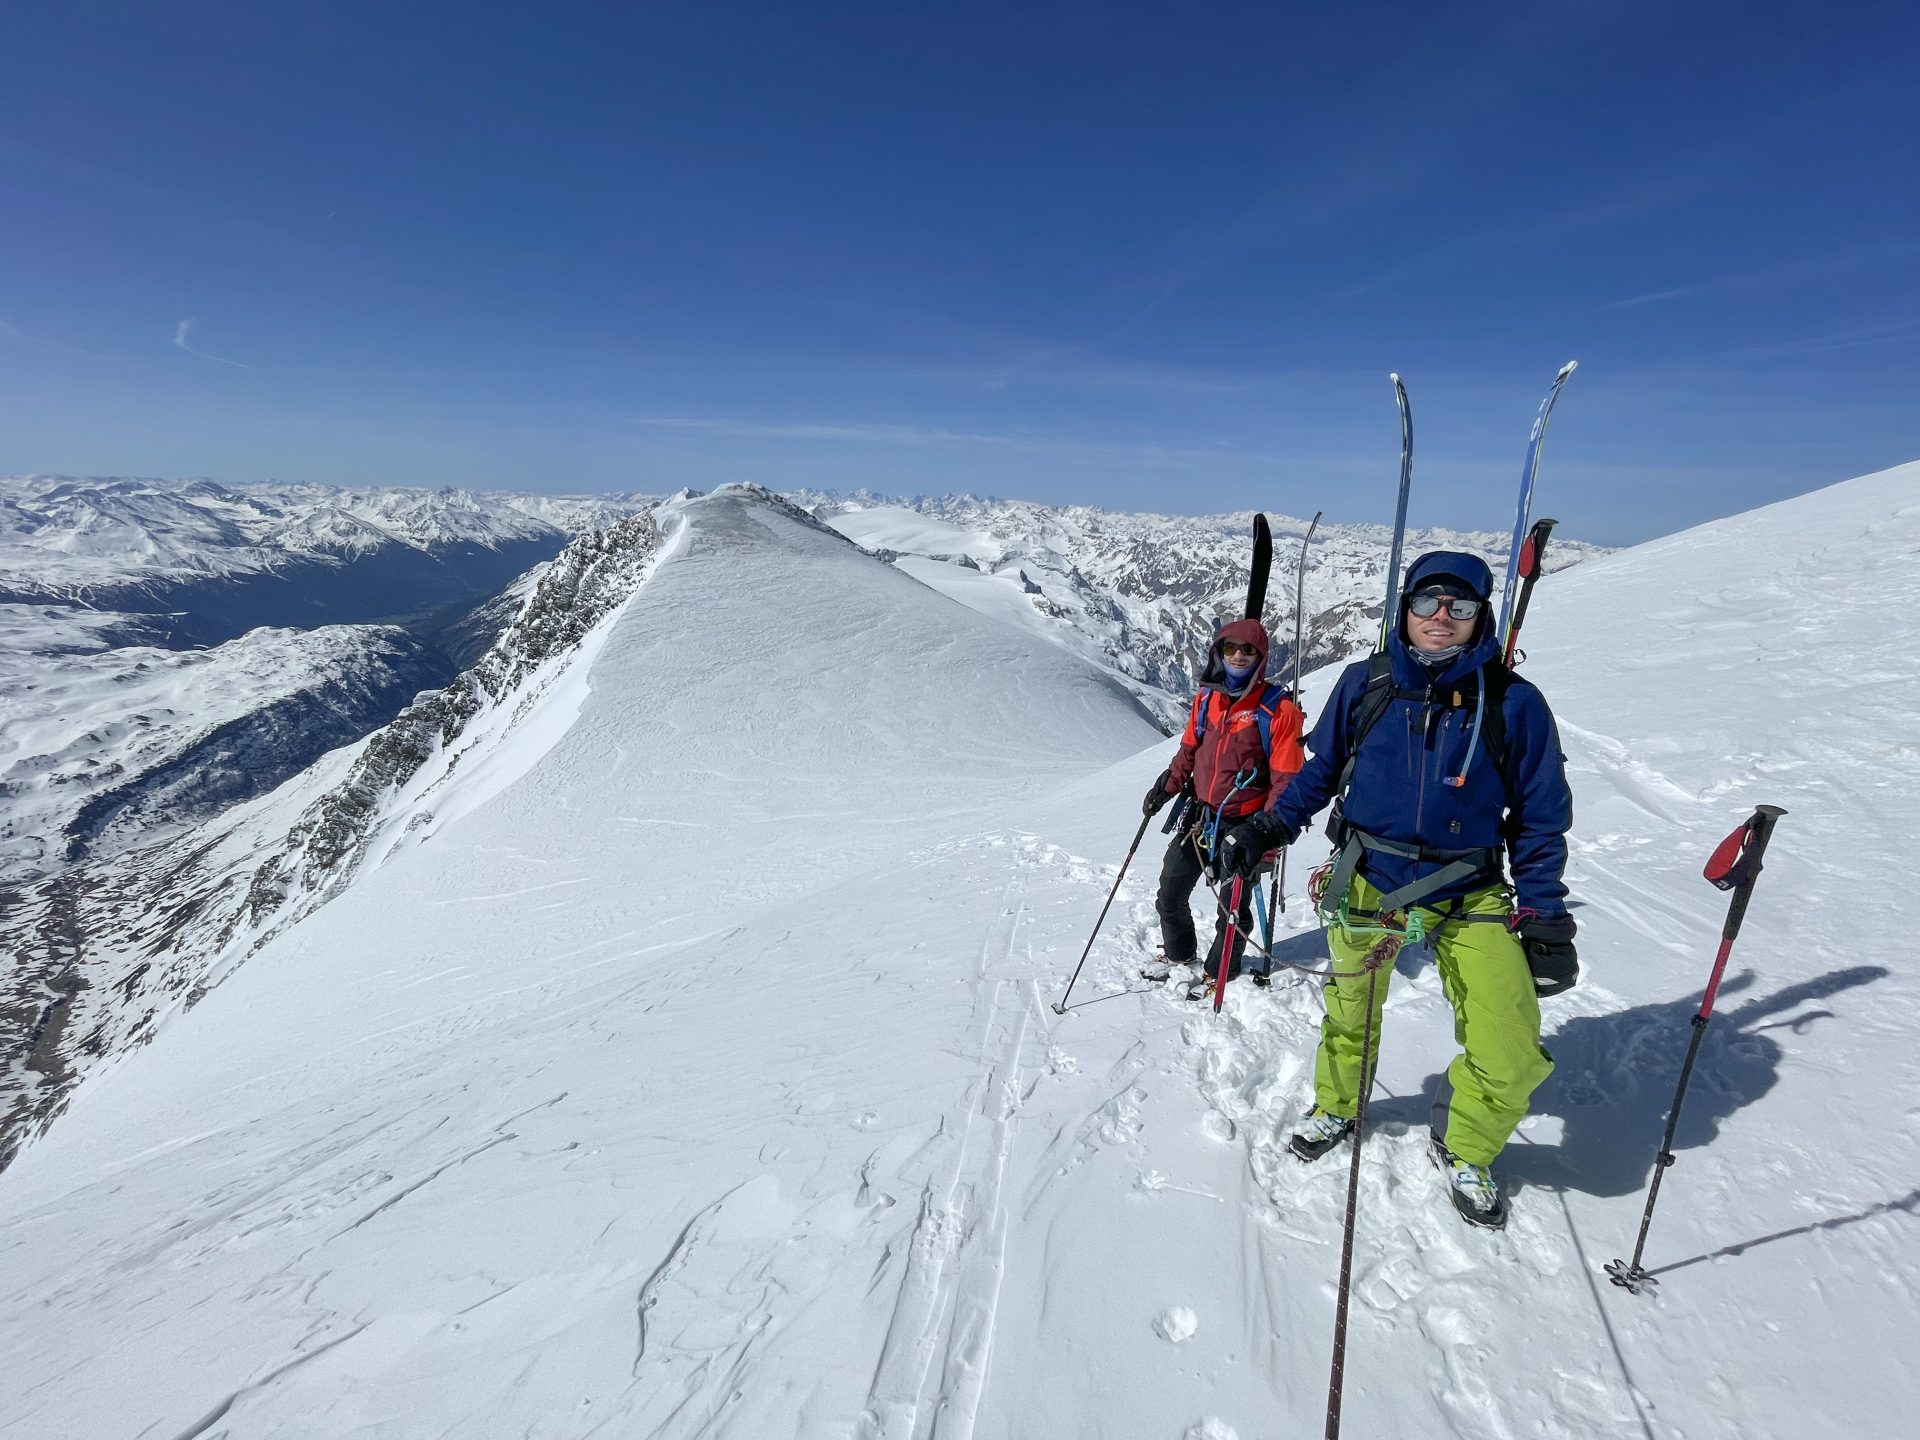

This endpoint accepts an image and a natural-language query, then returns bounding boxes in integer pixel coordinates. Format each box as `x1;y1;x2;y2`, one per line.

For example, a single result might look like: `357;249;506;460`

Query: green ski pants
1314;875;1553;1166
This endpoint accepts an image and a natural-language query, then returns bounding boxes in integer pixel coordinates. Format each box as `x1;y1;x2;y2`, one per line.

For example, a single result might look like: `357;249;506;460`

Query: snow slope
1;467;1917;1439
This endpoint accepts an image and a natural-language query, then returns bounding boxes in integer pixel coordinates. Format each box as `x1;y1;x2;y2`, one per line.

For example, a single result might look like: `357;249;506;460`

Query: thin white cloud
1721;318;1920;361
1607;285;1702;310
173;318;256;370
1605;240;1920;311
631;415;1295;470
0;317;137;365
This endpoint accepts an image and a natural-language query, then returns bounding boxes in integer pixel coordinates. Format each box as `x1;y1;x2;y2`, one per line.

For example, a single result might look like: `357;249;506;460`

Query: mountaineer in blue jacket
1215;550;1577;1229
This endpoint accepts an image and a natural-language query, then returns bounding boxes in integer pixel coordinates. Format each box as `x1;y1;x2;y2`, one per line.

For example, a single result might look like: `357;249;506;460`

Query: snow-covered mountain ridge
3;463;1916;1437
798;488;1608;727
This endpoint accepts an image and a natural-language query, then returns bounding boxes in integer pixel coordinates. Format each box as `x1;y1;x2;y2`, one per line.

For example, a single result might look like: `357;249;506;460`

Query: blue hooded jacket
1265;550;1573;916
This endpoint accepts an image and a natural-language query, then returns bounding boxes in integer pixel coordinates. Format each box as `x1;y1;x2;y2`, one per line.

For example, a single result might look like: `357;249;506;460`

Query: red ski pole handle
1697;804;1786;1020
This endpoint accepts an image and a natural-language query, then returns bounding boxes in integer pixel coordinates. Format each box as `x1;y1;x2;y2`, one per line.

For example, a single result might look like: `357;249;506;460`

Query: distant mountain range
0;475;652;646
795;490;1608;729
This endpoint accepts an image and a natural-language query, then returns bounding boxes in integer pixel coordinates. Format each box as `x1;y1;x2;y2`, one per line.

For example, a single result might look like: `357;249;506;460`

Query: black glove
1217;814;1294;879
1513;911;1578;996
1143;768;1177;817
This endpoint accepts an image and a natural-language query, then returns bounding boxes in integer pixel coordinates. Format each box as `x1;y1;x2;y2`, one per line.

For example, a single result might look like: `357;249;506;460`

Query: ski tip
1388;371;1401;384
1558;359;1579;380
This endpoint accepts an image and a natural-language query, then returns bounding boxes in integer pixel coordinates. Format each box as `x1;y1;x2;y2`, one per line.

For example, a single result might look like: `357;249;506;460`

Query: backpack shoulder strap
1336;653;1398;796
1189;688;1212;743
1344;652;1398;752
1251;682;1288;756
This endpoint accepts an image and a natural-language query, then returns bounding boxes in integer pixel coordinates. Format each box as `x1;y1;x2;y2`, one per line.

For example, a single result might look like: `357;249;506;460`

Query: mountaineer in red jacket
1143;618;1306;999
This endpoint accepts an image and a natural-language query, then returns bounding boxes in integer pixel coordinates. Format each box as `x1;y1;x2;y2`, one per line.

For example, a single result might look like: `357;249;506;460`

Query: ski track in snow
5;471;1920;1438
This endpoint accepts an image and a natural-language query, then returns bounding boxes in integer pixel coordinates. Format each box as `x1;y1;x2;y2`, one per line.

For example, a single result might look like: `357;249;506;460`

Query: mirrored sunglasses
1407;592;1484;620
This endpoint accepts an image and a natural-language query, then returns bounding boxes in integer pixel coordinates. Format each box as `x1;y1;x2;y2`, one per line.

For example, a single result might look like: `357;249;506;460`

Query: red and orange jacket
1161;618;1306;820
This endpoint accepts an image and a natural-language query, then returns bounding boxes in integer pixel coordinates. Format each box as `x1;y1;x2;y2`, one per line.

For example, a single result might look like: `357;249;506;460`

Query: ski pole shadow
1054;985;1157;1015
1646;1187;1920;1278
1495;964;1890;1199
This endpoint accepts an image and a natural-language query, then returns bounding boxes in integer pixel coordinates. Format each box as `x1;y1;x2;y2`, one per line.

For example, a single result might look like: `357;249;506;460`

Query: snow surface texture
3;468;1918;1438
803;491;1604;730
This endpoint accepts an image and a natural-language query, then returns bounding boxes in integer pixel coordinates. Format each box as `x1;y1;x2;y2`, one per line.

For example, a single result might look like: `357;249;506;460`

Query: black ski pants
1156;826;1259;979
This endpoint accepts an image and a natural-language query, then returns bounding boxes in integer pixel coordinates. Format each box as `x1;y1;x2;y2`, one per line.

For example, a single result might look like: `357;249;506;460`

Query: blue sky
2;1;1914;544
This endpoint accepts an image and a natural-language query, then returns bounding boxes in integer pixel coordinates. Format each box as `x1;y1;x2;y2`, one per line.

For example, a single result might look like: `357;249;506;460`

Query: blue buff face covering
1223;657;1258;686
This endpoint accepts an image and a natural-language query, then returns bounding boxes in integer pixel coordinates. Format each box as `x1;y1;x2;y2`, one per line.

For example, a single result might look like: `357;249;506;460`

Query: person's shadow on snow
1498;964;1890;1198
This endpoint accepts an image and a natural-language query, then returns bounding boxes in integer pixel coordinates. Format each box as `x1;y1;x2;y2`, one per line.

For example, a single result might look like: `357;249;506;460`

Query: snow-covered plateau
1;465;1916;1439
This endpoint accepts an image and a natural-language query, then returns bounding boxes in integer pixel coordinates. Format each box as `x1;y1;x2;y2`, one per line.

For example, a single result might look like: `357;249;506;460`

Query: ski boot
1183;964;1242;1003
1141;950;1189;984
1429;1135;1509;1230
1287;1107;1355;1162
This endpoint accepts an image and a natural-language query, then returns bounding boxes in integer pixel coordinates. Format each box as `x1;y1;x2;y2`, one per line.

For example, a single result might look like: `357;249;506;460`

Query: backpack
1192;682;1292;760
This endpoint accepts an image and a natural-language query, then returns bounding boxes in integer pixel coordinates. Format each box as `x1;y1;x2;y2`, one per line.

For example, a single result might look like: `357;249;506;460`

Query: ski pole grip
1719;805;1786;945
1162;792;1191;834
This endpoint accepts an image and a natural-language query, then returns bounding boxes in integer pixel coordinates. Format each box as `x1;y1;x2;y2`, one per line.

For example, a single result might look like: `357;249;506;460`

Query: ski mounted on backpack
1607;805;1787;1294
1291;512;1322;699
1246;512;1273;623
1273;511;1323;916
1494;361;1577;644
1378;376;1414;652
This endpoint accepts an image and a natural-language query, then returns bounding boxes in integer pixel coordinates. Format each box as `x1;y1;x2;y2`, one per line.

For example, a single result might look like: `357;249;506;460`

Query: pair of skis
1378;363;1577;668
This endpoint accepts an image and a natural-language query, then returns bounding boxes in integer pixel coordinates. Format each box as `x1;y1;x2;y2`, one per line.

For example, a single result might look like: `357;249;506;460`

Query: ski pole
1325;954;1387;1439
1606;804;1787;1294
1051;810;1154;1015
1213;874;1245;1014
1502;517;1558;666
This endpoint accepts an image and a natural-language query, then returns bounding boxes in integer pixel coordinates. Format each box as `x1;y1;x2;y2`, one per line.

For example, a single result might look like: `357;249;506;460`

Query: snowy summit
1;465;1917;1439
